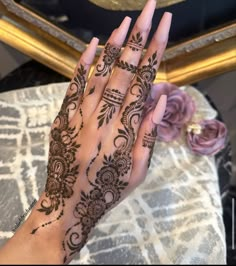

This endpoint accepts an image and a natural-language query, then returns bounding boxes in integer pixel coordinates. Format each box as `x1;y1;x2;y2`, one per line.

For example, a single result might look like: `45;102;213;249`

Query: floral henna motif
142;128;157;168
116;51;158;149
95;43;121;77
127;32;143;51
97;89;125;128
62;153;130;262
112;52;158;173
136;52;157;90
31;65;86;234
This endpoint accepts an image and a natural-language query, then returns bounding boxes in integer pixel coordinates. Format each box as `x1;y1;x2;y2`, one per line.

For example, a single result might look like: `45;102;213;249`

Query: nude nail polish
136;0;156;31
152;94;167;124
81;37;99;65
113;16;132;44
154;12;172;43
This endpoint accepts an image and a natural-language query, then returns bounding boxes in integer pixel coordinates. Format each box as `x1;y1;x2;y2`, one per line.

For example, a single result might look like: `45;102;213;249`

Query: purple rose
144;83;178;114
157;85;195;142
162;89;195;126
150;82;179;100
187;119;227;156
157;121;182;142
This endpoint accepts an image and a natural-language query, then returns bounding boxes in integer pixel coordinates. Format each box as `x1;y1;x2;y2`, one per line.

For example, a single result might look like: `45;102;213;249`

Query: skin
0;0;172;264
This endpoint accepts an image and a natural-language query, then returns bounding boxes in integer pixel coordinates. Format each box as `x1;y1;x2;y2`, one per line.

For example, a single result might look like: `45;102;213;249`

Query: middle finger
94;0;157;129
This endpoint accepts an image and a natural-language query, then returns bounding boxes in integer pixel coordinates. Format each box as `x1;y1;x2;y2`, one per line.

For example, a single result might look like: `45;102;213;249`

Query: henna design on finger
87;86;95;96
95;43;121;77
31;65;86;234
79;107;84;131
142;128;157;168
127;32;143;52
116;59;137;74
136;52;157;88
97;89;125;128
114;52;158;150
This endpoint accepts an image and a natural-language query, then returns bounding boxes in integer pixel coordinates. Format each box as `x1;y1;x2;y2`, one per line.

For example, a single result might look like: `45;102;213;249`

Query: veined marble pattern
0;83;226;264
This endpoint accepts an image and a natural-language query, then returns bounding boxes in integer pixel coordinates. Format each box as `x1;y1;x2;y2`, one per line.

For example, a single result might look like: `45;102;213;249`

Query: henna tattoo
116;59;137;74
142;128;157;168
97;89;125;128
116;51;158;142
127;32;143;51
95;43;121;77
31;65;86;234
78;107;84;131
86;142;102;177
87;86;95;96
62;153;129;262
61;52;158;262
114;52;158;166
136;52;158;89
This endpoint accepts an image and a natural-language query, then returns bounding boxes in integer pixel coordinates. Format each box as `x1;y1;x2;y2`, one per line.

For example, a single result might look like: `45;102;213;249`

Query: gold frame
0;0;235;85
88;0;186;10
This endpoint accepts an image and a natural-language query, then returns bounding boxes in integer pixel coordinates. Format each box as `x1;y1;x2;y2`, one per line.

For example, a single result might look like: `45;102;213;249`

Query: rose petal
157;122;181;142
163;88;195;126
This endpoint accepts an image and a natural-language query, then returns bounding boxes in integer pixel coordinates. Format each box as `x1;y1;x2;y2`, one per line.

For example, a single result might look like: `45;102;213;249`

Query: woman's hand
0;0;172;264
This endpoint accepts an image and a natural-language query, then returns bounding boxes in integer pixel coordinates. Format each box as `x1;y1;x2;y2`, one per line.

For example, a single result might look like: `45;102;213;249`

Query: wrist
0;194;66;264
26;194;67;263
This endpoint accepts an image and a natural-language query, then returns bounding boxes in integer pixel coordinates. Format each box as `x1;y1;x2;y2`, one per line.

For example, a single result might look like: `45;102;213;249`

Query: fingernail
152;95;167;124
154;12;172;43
150;83;164;100
81;37;99;65
113;16;132;44
136;0;156;31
